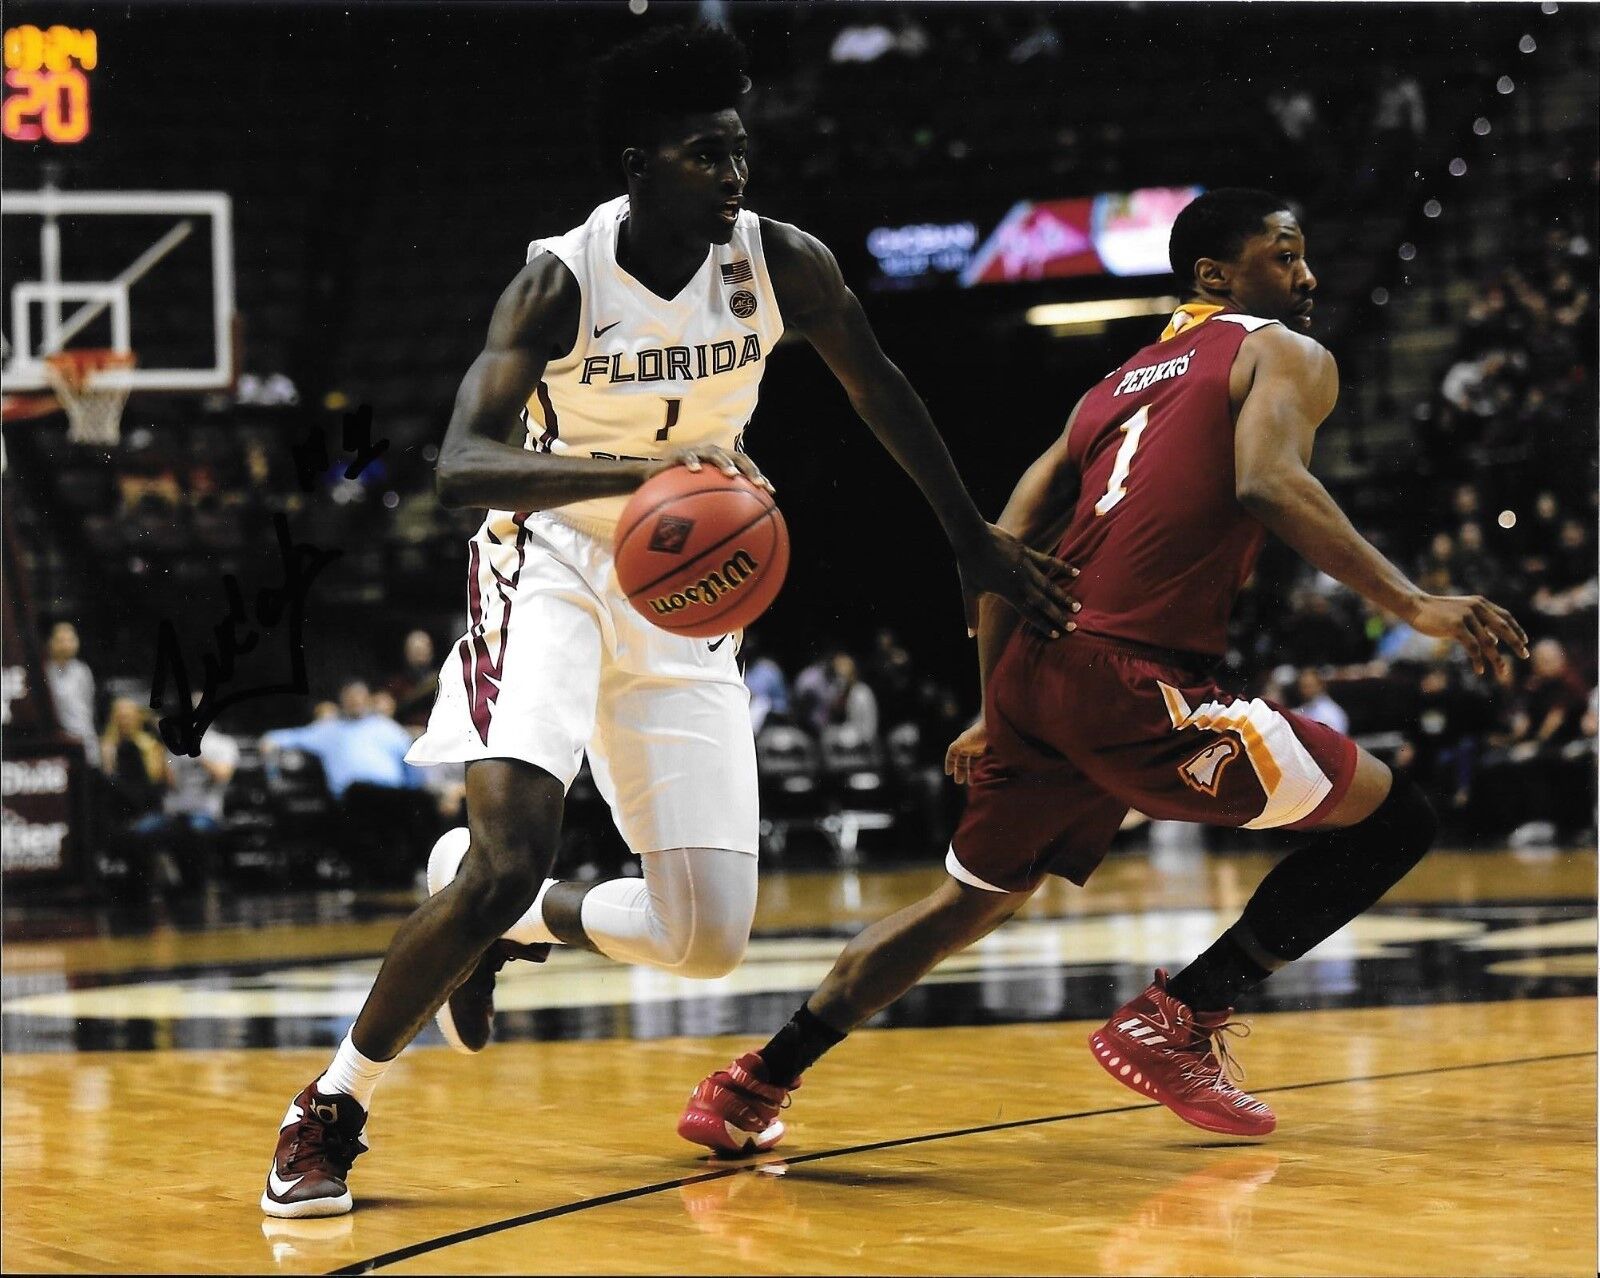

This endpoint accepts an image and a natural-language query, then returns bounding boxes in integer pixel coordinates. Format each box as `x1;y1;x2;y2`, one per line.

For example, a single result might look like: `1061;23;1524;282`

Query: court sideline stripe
330;1047;1594;1274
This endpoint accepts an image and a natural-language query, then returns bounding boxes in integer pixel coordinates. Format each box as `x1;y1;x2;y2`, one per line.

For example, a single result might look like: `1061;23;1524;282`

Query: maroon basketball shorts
949;631;1358;893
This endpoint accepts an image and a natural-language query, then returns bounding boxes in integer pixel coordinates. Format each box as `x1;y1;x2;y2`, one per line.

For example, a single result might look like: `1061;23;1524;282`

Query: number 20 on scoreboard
3;24;96;144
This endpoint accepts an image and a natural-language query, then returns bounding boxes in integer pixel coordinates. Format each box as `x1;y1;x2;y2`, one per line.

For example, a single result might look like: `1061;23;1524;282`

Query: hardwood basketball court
2;846;1594;1275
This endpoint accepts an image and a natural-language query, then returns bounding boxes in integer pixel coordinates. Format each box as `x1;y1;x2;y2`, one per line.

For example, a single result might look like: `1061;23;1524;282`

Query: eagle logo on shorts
1178;737;1241;797
648;514;695;554
729;289;758;319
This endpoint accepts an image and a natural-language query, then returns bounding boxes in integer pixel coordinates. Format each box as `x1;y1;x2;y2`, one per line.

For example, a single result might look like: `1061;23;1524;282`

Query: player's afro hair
1168;188;1294;285
589;24;752;176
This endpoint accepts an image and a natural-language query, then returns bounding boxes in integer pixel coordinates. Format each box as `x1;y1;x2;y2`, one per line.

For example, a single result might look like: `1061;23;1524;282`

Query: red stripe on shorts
458;514;532;745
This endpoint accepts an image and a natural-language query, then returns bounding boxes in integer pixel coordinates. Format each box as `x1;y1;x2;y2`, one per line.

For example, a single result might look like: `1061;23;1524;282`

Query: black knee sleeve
1239;778;1438;963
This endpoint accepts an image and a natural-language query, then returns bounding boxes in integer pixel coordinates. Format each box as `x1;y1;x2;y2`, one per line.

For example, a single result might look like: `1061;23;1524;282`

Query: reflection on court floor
2;901;1594;1052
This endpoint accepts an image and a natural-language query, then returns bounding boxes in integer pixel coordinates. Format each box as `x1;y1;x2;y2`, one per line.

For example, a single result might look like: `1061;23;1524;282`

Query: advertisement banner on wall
864;185;1201;291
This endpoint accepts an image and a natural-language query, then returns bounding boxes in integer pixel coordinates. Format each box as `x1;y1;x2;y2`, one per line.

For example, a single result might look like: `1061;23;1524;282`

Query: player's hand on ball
1407;593;1529;676
655;445;774;493
945;715;989;785
958;524;1078;639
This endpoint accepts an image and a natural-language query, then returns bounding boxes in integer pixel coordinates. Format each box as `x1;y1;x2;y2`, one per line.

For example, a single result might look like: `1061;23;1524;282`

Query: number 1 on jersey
655;399;681;443
1094;404;1150;516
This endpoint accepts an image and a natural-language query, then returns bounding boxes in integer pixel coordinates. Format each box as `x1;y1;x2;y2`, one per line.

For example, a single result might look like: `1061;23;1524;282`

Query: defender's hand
654;445;774;493
944;715;989;785
1407;593;1530;675
957;524;1078;638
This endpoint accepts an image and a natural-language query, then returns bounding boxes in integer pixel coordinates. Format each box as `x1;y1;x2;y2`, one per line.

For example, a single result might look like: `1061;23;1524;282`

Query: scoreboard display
3;23;96;144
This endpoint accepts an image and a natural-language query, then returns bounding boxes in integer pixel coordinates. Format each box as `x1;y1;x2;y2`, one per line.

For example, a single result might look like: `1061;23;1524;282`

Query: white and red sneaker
260;1083;369;1218
1088;969;1276;1137
436;938;550;1054
678;1052;799;1154
427;830;549;1053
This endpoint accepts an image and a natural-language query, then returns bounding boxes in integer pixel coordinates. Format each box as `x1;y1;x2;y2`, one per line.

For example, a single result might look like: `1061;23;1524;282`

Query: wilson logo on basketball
647;515;695;554
1178;738;1240;796
649;549;759;615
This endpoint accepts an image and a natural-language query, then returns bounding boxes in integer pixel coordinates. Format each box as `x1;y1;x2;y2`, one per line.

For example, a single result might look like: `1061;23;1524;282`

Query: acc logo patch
1178;737;1240;796
729;289;758;319
647;514;695;554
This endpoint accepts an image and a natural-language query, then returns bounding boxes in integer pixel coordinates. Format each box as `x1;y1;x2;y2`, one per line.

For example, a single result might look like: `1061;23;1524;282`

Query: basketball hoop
42;348;136;447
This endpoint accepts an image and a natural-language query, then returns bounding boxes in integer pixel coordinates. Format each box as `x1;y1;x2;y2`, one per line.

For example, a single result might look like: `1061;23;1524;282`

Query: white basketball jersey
516;194;785;534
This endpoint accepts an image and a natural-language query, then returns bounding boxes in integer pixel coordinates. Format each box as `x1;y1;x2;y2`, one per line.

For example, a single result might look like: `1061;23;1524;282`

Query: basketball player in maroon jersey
680;188;1529;1148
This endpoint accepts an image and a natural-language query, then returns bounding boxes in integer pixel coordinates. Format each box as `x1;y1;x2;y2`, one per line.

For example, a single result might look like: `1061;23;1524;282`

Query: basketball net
42;349;136;447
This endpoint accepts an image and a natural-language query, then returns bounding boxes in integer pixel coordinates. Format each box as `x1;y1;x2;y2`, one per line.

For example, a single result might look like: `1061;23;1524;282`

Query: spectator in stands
865;627;919;730
1278;588;1364;667
1293;669;1349;735
828;652;879;742
1513;490;1567;594
101;696;168;802
1266;88;1318;143
1372;69;1426;145
740;630;789;734
383;630;440;731
115;429;184;513
793;647;880;742
1416;532;1458;592
1454;521;1506;602
1440;350;1511;420
1512;639;1590;752
1473;639;1594;848
1395;665;1495;823
1539;518;1595;600
259;681;420;798
1450;482;1483;525
43;622;97;768
261;681;431;884
793;648;842;736
142;694;240;892
99;697;171;891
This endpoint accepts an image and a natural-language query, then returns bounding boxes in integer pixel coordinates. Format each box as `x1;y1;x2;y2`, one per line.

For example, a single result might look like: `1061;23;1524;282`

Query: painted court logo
1178;737;1240;796
649;549;759;616
648;515;695;554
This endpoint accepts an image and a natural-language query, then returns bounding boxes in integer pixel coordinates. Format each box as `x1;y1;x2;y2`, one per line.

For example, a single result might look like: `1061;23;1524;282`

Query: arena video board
865;185;1201;291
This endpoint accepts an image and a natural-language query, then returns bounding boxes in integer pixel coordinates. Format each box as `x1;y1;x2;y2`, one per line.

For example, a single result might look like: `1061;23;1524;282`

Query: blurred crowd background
4;1;1594;903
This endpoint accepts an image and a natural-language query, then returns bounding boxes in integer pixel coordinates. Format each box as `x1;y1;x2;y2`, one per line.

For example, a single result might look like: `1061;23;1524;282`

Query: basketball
614;465;790;637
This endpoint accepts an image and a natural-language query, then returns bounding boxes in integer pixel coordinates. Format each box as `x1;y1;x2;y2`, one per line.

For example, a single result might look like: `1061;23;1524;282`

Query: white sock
316;1033;391;1110
502;879;560;946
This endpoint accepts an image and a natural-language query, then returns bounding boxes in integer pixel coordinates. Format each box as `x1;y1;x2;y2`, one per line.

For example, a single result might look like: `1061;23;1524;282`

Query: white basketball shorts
407;511;758;856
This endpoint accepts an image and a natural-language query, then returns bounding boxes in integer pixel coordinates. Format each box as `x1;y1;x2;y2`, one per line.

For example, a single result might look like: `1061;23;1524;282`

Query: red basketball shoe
1088;969;1276;1137
678;1052;799;1154
260;1083;369;1218
437;939;551;1054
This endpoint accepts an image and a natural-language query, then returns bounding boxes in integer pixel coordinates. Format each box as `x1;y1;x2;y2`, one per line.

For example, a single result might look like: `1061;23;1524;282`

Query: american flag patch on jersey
720;260;754;285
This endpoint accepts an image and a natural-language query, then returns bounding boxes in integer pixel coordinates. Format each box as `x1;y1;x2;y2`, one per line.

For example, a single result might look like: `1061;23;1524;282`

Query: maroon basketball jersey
1056;306;1278;656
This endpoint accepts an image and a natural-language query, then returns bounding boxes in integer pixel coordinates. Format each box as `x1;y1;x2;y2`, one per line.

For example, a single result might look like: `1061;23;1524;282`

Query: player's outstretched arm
948;402;1086;782
762;218;1075;637
434;255;760;511
1233;327;1529;674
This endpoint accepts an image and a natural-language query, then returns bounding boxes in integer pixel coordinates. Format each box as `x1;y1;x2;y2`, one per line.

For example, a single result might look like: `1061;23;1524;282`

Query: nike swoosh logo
268;1168;305;1196
708;636;728;652
593;320;621;339
279;1102;304;1130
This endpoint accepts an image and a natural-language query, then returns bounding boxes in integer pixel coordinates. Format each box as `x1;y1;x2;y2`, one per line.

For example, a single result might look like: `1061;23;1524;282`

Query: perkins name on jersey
580;335;766;386
1111;349;1195;397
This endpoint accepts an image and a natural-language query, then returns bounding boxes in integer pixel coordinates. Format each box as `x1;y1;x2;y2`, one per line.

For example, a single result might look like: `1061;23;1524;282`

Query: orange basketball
614;466;790;638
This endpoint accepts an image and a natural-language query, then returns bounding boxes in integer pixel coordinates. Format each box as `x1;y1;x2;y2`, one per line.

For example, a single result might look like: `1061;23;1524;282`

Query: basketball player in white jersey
263;24;1074;1218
